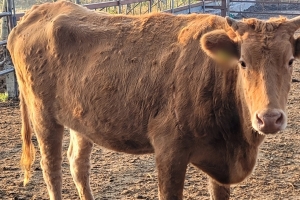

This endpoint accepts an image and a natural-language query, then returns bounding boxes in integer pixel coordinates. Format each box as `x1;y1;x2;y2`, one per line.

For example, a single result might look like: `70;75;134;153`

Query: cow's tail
19;93;35;186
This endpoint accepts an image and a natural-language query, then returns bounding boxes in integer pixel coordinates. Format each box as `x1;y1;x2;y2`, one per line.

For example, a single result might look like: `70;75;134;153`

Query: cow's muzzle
254;109;287;134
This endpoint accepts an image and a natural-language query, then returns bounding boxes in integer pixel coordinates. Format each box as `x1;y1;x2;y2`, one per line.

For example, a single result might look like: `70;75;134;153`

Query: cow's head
201;16;300;134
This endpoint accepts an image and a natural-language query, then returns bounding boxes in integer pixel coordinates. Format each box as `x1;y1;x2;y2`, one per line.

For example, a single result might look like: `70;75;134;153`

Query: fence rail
228;0;300;18
13;0;226;20
230;0;300;4
0;67;13;76
229;10;300;15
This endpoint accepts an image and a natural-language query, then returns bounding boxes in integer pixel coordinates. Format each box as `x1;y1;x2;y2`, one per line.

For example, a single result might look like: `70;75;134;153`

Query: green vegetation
0;92;8;102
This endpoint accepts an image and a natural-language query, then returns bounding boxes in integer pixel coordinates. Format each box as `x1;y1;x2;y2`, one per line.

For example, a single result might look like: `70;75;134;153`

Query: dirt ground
2;7;300;200
1;63;300;200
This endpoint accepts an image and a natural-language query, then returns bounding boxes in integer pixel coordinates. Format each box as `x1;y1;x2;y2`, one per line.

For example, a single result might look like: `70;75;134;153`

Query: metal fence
228;0;300;18
0;0;17;98
80;0;226;15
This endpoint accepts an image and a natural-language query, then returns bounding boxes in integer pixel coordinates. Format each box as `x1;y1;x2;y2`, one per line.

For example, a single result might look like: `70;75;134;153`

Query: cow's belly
61;113;154;154
84;130;155;154
54;93;156;154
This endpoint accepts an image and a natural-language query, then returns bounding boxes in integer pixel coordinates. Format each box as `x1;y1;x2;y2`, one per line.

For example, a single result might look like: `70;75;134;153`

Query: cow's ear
295;36;300;58
201;30;239;64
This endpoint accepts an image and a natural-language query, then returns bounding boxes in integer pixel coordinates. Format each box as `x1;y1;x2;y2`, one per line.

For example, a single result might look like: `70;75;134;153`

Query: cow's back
8;1;228;152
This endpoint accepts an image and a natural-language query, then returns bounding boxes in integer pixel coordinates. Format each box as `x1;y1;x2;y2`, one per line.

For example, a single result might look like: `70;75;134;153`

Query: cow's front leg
208;178;230;200
68;130;94;200
152;134;190;200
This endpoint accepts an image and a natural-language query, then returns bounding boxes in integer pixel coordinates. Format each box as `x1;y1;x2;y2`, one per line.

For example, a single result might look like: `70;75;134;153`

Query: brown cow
7;1;300;199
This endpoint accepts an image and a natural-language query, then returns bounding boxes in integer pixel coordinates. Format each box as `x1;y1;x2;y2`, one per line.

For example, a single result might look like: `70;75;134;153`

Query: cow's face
201;16;300;134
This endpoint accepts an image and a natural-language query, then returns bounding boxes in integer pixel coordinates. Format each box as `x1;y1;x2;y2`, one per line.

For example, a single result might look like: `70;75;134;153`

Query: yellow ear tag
216;50;231;63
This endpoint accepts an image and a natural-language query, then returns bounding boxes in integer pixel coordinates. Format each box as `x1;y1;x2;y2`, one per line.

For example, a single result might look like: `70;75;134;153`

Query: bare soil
0;60;300;200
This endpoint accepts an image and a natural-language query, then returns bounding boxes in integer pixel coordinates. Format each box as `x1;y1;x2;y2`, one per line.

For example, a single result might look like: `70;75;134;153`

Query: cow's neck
194;66;266;184
215;70;266;183
208;66;264;145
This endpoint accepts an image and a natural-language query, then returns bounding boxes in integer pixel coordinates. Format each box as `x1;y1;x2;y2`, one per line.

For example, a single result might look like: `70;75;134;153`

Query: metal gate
228;0;300;19
0;0;17;98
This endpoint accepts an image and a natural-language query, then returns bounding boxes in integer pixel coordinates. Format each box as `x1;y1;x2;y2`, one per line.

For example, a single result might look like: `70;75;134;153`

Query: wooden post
1;0;8;41
149;0;152;12
4;63;18;98
221;0;227;17
126;3;131;14
118;0;122;13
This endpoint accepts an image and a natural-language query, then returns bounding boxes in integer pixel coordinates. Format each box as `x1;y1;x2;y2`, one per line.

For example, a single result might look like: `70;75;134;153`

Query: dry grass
0;92;8;102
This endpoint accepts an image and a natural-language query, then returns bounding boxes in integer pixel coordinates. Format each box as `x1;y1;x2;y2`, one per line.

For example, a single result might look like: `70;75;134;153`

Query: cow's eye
288;58;294;66
239;60;246;69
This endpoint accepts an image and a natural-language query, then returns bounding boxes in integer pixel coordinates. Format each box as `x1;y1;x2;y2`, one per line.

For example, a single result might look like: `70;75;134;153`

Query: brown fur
243;17;286;32
7;1;300;199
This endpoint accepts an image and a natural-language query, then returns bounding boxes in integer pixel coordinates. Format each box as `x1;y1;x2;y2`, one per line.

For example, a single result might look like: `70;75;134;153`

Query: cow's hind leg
33;120;64;200
208;178;230;200
68;130;94;200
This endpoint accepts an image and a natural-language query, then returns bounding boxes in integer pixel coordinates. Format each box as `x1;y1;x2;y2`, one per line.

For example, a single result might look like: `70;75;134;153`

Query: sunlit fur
7;1;300;199
236;19;294;133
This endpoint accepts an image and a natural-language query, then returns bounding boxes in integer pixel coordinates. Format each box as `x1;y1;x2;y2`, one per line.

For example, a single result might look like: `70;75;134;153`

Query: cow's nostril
275;113;283;125
256;114;264;126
